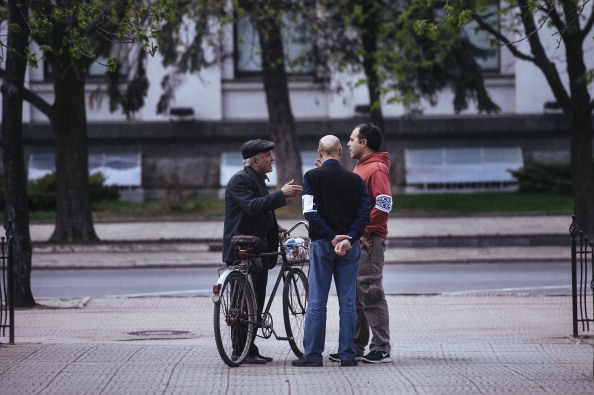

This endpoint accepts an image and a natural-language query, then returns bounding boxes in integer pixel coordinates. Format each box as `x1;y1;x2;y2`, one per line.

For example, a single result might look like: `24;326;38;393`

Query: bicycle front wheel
283;268;308;358
214;271;257;367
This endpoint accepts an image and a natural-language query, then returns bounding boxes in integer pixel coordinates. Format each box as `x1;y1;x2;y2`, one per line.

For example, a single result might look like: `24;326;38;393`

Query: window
235;3;315;75
463;5;500;71
43;55;129;80
404;147;523;192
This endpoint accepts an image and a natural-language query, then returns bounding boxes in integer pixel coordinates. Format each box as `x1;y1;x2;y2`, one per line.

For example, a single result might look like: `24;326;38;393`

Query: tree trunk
563;16;594;236
569;112;594;236
515;1;594;235
359;3;385;133
1;0;35;307
256;11;303;195
48;45;99;243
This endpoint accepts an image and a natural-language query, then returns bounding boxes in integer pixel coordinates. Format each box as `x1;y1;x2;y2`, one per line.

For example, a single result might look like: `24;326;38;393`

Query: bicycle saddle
230;235;260;248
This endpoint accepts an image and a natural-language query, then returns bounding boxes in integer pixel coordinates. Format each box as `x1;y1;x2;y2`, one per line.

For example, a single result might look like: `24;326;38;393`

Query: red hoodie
353;152;392;239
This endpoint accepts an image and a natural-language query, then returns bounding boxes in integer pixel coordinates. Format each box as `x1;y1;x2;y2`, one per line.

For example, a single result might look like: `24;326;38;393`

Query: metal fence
570;215;594;338
1;219;15;343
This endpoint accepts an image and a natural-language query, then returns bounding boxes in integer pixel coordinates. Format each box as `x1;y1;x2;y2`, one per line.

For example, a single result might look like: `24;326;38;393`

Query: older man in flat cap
223;139;302;364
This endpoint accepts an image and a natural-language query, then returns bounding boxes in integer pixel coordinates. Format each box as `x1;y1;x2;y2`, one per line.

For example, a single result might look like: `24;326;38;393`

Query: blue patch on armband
375;194;392;213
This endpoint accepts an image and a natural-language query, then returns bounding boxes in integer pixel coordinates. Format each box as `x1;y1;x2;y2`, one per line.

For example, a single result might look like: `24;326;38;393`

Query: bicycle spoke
214;272;256;367
283;269;308;358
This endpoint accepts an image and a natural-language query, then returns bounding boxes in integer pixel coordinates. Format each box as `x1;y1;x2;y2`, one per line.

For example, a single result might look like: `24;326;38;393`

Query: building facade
3;4;594;200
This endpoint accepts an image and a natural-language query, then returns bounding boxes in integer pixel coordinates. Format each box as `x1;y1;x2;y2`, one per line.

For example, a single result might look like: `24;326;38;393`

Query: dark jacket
223;166;287;266
302;159;370;242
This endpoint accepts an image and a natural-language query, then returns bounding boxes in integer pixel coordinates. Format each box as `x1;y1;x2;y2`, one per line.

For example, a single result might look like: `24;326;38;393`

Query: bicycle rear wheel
283;268;308;358
214;271;257;367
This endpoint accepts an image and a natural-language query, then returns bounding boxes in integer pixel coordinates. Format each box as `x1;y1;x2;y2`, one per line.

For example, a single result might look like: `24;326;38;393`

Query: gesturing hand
281;179;303;197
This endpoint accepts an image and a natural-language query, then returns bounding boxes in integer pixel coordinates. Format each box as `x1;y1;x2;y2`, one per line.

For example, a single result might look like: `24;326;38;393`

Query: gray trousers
353;234;391;354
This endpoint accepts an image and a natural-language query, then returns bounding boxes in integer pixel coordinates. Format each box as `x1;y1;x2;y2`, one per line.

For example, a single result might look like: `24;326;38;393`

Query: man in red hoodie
329;123;393;364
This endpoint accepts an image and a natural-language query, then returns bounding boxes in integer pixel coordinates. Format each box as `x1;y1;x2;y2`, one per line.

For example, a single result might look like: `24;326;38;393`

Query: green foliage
313;0;499;115
88;173;120;204
18;192;573;222
27;173;57;211
0;172;119;212
509;161;577;194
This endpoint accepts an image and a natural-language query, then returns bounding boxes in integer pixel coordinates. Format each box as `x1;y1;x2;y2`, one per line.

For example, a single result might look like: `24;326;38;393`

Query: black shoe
257;354;273;362
243;355;267;364
340;359;358;367
361;350;391;364
329;352;363;362
291;358;323;367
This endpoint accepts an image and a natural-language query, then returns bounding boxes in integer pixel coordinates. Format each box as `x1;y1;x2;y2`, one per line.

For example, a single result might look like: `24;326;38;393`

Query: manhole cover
127;330;191;336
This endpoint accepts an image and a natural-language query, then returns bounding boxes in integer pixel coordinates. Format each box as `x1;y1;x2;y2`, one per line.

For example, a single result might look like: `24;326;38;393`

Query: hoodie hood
358;152;391;167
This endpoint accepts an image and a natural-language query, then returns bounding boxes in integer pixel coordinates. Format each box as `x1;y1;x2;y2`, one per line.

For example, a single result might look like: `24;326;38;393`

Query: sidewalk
2;215;593;393
1;294;593;393
29;215;572;269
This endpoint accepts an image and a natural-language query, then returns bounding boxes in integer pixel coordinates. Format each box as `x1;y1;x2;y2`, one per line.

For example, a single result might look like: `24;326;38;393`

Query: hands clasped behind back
332;235;352;256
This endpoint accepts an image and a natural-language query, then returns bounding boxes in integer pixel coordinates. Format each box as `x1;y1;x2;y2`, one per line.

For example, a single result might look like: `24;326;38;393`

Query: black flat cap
241;139;275;159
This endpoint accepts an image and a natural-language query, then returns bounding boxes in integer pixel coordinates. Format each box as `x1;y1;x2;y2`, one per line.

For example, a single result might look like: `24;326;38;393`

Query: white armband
302;194;316;214
375;194;392;213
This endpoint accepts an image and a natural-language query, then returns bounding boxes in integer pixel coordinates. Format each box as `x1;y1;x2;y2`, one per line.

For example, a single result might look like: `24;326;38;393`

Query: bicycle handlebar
283;220;309;236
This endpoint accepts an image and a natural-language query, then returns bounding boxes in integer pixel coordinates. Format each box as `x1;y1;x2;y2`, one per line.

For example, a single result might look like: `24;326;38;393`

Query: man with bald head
292;135;370;367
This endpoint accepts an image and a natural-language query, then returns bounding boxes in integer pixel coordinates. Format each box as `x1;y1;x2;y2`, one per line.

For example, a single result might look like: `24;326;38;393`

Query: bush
0;172;119;211
509;161;574;194
89;172;120;203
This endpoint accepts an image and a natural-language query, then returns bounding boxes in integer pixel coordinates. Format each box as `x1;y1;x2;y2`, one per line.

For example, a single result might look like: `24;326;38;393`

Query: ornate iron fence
1;219;15;343
570;215;594;338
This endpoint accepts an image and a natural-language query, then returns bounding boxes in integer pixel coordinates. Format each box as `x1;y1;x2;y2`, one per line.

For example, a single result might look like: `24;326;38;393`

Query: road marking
445;285;572;295
104;289;213;298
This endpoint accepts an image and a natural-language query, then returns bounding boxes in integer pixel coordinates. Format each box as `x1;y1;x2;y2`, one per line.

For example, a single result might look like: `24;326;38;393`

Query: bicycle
212;221;310;367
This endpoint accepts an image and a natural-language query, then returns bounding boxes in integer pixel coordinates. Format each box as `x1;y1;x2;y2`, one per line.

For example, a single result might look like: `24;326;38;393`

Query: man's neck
359;150;376;161
321;156;340;163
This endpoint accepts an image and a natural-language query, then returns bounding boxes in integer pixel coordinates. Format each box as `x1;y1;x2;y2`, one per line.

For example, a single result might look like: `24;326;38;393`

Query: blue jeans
303;239;360;362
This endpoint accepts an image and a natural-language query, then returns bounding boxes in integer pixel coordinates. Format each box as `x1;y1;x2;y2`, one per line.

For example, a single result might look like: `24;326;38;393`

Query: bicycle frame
212;221;309;339
255;221;309;341
213;221;309;365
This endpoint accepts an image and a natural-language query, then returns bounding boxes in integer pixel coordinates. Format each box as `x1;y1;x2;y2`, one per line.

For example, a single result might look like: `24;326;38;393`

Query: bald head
318;135;342;157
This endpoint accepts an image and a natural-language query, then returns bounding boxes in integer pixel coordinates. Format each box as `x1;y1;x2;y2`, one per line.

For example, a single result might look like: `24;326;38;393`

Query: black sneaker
340;359;358;367
361;350;391;364
328;352;363;362
292;358;323;367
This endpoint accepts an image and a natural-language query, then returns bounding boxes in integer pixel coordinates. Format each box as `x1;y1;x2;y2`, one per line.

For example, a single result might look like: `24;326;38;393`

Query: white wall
3;3;594;123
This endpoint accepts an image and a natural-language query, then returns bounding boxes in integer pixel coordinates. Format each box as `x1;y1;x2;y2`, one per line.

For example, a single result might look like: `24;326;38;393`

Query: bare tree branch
0;67;53;118
471;11;534;62
581;1;594;41
518;0;572;108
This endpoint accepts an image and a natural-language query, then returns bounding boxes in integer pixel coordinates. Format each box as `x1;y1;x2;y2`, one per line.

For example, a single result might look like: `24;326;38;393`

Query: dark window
235;3;314;76
43;56;129;80
463;5;500;72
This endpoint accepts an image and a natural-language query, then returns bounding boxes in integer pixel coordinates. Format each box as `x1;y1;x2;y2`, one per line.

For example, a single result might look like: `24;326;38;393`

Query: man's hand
281;179;303;197
331;235;352;247
334;239;351;256
314;159;323;168
360;236;372;249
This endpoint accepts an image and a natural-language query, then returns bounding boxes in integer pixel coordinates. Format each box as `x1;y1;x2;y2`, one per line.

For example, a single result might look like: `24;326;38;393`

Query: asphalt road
31;262;571;299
